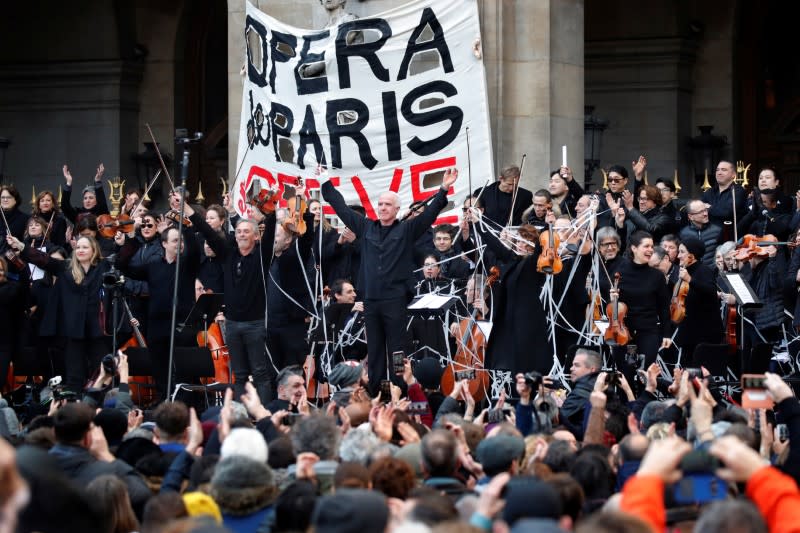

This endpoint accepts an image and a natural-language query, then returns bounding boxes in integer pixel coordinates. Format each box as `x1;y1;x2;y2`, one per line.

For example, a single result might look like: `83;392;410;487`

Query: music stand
169;346;228;407
719;273;763;373
181;293;225;331
407;294;458;317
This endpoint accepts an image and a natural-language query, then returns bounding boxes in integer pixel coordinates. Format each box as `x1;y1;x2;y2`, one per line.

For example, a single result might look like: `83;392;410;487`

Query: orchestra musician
673;237;723;362
609;231;671;376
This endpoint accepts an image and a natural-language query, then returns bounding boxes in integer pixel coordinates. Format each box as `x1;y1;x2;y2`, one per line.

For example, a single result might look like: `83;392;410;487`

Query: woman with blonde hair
32;189;68;247
7;231;127;393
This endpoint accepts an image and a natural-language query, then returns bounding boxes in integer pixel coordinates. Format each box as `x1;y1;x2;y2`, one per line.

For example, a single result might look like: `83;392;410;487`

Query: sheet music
726;274;754;304
408;293;454;310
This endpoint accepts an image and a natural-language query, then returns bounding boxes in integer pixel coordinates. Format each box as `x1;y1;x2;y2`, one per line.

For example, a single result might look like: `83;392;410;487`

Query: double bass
441;267;500;401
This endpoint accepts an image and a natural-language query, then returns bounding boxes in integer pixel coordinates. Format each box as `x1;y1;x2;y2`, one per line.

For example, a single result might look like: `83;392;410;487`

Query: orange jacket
620;467;800;533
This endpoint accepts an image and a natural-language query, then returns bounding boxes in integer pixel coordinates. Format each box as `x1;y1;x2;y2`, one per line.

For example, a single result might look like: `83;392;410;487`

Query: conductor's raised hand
441;168;459;190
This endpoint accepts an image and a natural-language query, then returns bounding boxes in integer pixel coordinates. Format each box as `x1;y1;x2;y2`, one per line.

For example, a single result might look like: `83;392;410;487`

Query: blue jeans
226;319;275;402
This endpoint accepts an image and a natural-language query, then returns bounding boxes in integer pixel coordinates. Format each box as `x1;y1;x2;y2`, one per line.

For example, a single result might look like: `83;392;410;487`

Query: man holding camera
515;349;602;436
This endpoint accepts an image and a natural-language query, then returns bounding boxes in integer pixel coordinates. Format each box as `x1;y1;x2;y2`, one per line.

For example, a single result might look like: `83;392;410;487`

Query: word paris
234;0;493;222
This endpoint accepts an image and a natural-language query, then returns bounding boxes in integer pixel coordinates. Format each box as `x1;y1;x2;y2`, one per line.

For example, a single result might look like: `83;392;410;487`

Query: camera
625;344;644;367
102;268;125;289
46;376;77;403
672;449;726;504
102;353;119;375
685;368;703;380
524;371;543;389
281;413;303;426
600;368;622;387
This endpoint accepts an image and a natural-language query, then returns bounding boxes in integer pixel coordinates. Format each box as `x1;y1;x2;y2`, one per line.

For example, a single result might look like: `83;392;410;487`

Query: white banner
234;0;493;224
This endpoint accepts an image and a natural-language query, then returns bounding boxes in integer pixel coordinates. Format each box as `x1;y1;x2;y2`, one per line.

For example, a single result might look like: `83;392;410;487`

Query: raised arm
320;181;367;237
409;168;458;238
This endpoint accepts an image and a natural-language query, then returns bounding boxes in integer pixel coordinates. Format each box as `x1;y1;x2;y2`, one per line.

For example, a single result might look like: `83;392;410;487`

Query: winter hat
328;362;362;389
311;488;389;533
502;476;563;525
682;237;705;262
93;409;128;447
183;491;222;524
210;455;277;516
413;357;444;390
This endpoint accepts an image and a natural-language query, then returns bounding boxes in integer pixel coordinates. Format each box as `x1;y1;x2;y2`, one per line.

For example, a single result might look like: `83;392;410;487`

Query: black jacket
60;183;110;224
321;181;449;301
679;222;723;270
702;184;748;227
473;181;533;227
674;261;723;348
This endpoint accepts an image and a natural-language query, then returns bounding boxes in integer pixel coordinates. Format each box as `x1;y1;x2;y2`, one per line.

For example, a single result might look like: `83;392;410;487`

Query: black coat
674;261;723;348
0;206;28;263
473;181;533;227
117;216;202;340
480;227;550;374
624;206;671;243
21;246;118;339
702;184;748;227
60;183;109;224
36;211;69;248
321;181;449;301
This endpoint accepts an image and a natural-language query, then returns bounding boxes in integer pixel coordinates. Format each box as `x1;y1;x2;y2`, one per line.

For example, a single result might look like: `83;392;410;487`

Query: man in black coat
473;165;533;227
321;168;459;394
48;403;150;512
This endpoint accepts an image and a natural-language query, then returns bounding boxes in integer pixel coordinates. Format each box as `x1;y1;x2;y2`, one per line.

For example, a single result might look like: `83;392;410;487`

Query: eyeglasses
0;195;13;200
608;178;625;183
690;208;708;215
423;263;438;268
599;241;618;248
141;223;155;229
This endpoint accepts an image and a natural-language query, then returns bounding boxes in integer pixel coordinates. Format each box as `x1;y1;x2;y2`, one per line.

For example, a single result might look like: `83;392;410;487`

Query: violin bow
506;153;527;228
145;123;177;192
129;168;162;218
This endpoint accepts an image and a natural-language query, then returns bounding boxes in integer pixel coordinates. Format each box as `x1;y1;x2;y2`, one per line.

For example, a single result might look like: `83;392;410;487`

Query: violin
283;177;307;235
441;266;500;402
536;223;563;274
165;210;193;228
733;233;779;261
669;278;689;323
604;272;629;346
247;181;280;215
96;213;135;239
4;249;25;270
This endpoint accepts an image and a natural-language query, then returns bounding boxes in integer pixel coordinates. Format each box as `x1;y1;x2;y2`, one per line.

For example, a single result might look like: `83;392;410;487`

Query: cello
604;272;630;346
118;312;155;405
441;267;500;401
197;310;232;385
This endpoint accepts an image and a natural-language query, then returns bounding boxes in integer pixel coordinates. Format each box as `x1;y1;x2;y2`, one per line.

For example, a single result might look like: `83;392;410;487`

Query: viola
283;177;307;235
669;278;689;323
604;272;629;346
441;266;500;401
536;223;562;274
96;213;134;239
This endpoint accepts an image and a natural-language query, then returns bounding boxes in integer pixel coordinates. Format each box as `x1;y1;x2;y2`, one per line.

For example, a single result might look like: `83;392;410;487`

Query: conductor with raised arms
321;168;459;394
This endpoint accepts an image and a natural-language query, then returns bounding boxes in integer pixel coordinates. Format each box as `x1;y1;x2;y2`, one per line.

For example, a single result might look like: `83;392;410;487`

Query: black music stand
169;346;228;408
407;294;458;318
181;293;225;332
123;347;157;406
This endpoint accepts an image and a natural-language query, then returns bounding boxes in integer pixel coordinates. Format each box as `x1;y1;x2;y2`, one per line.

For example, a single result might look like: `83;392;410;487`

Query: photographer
81;351;134;414
560;349;602;427
620;434;800;533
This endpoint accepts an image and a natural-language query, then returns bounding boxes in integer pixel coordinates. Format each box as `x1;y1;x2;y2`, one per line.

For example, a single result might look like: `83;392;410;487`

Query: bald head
377;191;401;225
